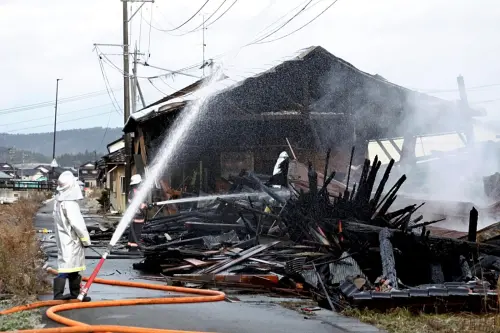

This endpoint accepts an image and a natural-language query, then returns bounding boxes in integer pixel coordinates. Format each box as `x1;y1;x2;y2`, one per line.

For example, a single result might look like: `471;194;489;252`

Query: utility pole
457;75;475;145
123;0;132;201
52;79;62;180
202;15;206;77
92;0;151;200
132;44;138;114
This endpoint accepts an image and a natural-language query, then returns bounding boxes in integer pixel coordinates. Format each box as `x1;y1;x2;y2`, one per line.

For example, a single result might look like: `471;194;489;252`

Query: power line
95;49;123;114
247;0;314;46
252;0;341;45
148;78;168;95
204;0;238;29
171;0;229;36
0;103;114;127
147;2;153;60
2;111;116;134
99;112;113;150
154;0;211;32
0;88;120;114
138;4;144;52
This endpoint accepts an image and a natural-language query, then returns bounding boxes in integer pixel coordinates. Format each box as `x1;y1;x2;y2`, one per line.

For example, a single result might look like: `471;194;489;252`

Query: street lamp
51;79;62;181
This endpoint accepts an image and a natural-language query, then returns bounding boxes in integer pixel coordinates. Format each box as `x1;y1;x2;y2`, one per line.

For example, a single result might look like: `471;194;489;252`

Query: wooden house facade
122;46;481;197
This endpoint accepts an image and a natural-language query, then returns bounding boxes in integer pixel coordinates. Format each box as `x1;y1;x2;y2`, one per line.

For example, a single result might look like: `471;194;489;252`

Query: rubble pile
131;152;500;312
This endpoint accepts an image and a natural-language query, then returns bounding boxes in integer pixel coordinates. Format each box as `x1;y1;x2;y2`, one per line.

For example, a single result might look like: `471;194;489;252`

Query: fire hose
0;267;225;333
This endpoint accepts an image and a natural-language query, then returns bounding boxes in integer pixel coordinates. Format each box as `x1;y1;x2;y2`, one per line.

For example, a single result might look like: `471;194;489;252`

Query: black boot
134;222;144;242
69;273;91;302
53;277;72;300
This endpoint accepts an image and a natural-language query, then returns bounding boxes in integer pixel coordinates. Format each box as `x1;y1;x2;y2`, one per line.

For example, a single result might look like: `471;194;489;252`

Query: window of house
120;176;125;194
84;182;90;187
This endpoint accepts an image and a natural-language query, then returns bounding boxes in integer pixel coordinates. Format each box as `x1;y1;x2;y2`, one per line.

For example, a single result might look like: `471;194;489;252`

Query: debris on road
90;148;500;313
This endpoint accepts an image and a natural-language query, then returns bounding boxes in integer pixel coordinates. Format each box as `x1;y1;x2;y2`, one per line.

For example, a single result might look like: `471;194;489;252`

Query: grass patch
343;307;500;333
0;299;42;331
0;198;49;297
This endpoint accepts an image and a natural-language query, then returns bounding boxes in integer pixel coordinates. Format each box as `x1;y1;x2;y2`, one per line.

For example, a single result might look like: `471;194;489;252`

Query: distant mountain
0;127;123;156
0;147;50;165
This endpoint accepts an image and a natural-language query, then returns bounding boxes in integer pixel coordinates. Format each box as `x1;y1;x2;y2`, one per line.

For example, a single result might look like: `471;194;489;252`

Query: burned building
123;46;479;198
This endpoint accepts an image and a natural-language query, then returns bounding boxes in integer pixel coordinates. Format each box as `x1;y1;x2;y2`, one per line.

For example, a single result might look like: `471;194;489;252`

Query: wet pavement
36;201;385;333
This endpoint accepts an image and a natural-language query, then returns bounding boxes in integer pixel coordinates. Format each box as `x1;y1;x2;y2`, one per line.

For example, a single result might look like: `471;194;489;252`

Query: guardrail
0;181;56;191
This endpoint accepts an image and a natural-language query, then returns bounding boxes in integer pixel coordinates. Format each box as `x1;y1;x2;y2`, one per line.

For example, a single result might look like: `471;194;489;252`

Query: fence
0;180;56;191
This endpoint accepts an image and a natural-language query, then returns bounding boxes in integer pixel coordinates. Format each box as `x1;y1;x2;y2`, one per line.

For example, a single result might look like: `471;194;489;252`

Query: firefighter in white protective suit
52;171;91;301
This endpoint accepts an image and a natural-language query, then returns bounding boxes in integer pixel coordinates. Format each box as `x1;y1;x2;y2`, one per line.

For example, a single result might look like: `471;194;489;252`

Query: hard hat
130;174;142;185
279;151;289;158
57;171;76;192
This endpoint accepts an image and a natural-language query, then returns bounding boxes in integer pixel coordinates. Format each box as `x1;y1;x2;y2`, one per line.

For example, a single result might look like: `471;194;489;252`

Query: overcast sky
0;0;498;135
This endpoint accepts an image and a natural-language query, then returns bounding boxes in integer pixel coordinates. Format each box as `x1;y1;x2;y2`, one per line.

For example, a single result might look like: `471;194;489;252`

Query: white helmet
130;174;142;185
57;171;77;192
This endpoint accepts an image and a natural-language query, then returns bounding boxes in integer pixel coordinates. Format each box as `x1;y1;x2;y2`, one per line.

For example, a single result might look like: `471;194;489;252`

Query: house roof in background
0;163;15;170
19;169;42;177
103;148;125;165
107;136;124;149
0;171;12;179
80;161;96;169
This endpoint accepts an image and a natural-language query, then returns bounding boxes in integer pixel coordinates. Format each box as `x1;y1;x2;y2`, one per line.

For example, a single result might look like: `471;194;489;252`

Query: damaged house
123;45;480;204
97;137;126;212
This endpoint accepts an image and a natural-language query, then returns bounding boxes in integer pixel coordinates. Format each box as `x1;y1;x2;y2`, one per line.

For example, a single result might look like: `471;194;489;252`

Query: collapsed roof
124;46;481;140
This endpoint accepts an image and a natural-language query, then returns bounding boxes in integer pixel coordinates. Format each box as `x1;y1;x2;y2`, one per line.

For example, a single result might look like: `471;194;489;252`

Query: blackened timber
340;220;500;258
468;207;478;242
308;162;318;198
384;204;415;221
407;218;445;230
379;228;398;288
323;148;331;187
353;159;370;204
344;146;355;199
366;158;381;199
371;159;395;210
217;198;281;219
319;171;336;197
371;175;407;220
184;222;248;232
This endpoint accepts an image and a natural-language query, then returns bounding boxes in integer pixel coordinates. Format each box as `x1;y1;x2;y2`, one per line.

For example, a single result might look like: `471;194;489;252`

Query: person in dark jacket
127;174;147;251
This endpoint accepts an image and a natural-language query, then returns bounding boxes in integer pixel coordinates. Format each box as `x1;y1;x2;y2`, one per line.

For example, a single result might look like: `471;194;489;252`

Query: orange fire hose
0;268;225;333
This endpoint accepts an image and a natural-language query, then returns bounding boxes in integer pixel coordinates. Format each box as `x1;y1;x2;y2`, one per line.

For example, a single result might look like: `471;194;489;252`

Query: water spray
77;69;225;302
151;190;291;207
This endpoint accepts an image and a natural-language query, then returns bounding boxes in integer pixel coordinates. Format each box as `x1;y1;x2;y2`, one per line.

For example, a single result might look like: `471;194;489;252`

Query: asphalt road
36;201;383;333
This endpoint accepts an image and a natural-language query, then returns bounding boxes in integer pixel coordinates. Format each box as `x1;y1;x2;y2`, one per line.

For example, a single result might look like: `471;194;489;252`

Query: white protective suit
273;151;289;176
53;171;91;273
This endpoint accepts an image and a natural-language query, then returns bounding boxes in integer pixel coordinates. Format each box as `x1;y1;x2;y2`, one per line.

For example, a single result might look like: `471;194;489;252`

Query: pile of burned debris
131;150;500;312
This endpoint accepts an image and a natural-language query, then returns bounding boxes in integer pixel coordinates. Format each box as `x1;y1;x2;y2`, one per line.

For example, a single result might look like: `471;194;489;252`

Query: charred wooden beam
468;207;478;242
379;228;398;289
341;220;500;258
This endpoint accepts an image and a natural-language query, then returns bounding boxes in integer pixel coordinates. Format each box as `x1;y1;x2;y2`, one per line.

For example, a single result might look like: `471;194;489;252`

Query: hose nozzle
77;288;88;302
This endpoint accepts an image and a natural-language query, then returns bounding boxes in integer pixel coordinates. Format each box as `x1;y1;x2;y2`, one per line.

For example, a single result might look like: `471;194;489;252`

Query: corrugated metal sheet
330;252;365;285
301;268;319;288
